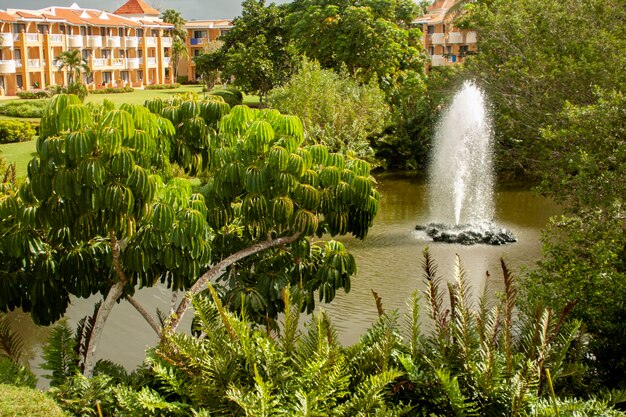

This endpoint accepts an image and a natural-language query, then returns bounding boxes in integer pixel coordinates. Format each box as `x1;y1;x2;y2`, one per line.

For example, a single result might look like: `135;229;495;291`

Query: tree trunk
166;232;302;334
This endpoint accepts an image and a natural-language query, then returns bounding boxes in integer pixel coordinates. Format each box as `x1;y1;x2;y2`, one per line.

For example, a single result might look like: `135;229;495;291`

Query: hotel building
178;19;233;83
0;0;174;96
415;0;478;69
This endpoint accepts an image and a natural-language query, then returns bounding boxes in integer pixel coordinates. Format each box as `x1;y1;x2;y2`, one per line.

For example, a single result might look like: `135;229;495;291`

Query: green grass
0;140;37;177
0;384;68;417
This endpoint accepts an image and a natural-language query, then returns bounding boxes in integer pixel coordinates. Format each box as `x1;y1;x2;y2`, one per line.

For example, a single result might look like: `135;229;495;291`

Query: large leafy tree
461;0;626;175
0;94;380;377
285;0;425;86
221;0;297;103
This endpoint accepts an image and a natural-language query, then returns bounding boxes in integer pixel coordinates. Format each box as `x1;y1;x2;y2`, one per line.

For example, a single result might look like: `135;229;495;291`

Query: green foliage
268;59;390;162
0;120;36;144
194;41;224;91
54;49;90;87
0;383;67;417
0;99;49;118
41;320;79;387
221;0;298;102
286;0;425;86
90;86;135;94
17;89;53;99
209;88;244;107
462;0;626;175
0;357;37;387
49;373;119;416
144;83;182;90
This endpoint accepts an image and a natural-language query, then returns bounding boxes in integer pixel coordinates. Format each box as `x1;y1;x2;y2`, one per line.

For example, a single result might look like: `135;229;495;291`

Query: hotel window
80;26;86;36
137;70;143;81
12;23;25;34
37;24;49;35
82;49;92;60
193;30;207;39
59;25;66;35
459;45;469;56
119;27;125;37
101;49;111;59
446;46;452;55
16;74;23;89
138;49;143;58
14;49;21;60
0;76;4;90
151;29;158;37
427;25;435;35
120;71;129;82
137;29;144;38
429;46;434;55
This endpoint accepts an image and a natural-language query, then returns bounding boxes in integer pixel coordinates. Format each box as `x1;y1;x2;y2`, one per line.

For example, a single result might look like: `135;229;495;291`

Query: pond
9;174;560;379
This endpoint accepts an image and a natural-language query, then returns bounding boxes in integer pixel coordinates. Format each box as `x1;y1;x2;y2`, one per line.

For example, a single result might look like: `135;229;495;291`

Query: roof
0;11;16;22
184;19;233;29
114;0;160;16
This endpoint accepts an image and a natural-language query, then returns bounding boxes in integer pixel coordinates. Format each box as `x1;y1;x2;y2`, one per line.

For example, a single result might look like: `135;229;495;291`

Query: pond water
9;174;560;378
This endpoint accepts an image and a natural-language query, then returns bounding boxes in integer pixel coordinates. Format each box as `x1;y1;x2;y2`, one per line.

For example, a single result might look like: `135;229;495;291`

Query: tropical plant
193;40;224;91
160;9;186;41
170;37;189;83
0;313;36;388
54;49;90;85
268;59;390;162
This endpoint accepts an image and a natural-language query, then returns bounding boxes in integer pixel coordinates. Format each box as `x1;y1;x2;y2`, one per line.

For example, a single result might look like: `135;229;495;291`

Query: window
429;46;434;55
194;49;200;56
151;29;158;37
138;49;143;58
136;29;144;38
0;76;4;90
101;49;111;59
427;25;435;35
16;74;23;89
459;45;469;56
446;46;452;55
120;71;129;82
120;27;125;37
82;49;92;60
137;70;143;81
14;49;21;60
80;26;86;36
193;30;207;39
12;23;25;34
103;71;112;83
59;25;66;35
37;24;49;34
87;27;92;36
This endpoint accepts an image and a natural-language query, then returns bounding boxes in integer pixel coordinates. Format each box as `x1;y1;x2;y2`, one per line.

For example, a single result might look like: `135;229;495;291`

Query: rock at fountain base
416;222;517;246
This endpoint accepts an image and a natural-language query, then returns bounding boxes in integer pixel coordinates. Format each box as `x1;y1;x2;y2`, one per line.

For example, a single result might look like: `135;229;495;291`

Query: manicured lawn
0;139;36;177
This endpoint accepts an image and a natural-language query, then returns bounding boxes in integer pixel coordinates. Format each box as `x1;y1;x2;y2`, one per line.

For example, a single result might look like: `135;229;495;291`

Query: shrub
268;60;389;162
0;384;67;417
208;88;243;107
90;86;134;94
0;120;36;143
17;89;52;99
144;83;181;90
0;99;48;118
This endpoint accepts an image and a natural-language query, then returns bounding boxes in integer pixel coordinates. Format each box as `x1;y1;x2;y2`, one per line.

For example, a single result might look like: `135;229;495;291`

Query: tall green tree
0;94;380;378
161;9;187;82
286;0;425;86
221;0;297;104
193;40;224;91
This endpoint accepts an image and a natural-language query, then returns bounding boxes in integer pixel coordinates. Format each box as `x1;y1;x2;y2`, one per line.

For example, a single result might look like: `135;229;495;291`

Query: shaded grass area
0;139;36;177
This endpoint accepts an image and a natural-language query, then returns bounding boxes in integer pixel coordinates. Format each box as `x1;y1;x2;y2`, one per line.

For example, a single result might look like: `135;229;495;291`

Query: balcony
68;35;83;48
124;37;138;48
430;54;445;67
14;60;22;69
448;32;463;44
466;31;478;43
92;58;106;68
146;57;157;66
163;57;171;67
0;33;14;47
190;37;206;46
0;60;16;73
162;37;172;47
27;59;43;69
146;37;156;46
430;33;445;45
109;58;124;68
87;35;102;48
48;34;64;45
106;36;121;48
126;57;140;69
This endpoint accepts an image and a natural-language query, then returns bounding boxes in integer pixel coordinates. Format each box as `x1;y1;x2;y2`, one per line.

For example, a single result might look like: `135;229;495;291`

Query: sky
0;0;294;20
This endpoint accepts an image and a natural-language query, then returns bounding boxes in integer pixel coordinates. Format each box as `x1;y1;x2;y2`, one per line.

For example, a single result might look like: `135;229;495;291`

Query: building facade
415;0;478;69
178;19;232;83
0;0;174;96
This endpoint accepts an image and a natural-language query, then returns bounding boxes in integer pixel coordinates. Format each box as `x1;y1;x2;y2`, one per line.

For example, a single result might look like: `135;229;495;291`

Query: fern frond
75;300;101;371
422;248;450;341
403;290;422;361
0;313;25;364
501;259;517;381
41;319;79;387
280;286;301;358
335;369;403;416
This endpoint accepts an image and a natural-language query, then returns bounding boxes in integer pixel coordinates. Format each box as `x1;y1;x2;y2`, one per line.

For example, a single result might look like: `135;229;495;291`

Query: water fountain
416;81;516;245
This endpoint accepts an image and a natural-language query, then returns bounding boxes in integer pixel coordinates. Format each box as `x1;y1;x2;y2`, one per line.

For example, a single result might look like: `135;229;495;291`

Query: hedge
144;83;181;90
0;384;67;417
90;86;135;94
17;89;53;99
0;120;37;143
0;100;48;118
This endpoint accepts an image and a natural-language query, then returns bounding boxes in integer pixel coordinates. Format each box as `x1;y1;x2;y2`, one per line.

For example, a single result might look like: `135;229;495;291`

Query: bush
17;89;52;99
268;60;389;162
0;384;67;417
0;99;48;118
208;87;243;107
144;83;181;90
0;120;36;143
90;86;134;95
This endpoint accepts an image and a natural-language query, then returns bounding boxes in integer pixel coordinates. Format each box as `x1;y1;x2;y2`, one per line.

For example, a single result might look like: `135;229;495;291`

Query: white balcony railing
430;33;445;45
25;33;40;43
49;34;64;44
0;60;16;73
430;54;445;67
92;58;106;68
110;58;124;67
68;35;83;48
146;37;156;46
163;57;171;66
126;57;140;69
162;37;172;47
124;37;138;48
147;57;157;66
466;31;478;43
0;33;14;47
27;59;42;68
106;36;121;48
14;59;22;68
87;35;102;48
448;32;463;44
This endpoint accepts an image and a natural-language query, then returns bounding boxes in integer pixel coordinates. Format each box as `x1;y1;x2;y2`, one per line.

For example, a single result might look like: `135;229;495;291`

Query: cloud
0;0;294;20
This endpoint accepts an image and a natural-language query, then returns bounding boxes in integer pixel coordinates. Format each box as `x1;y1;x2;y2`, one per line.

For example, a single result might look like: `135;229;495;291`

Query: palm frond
0;313;25;364
41;319;79;387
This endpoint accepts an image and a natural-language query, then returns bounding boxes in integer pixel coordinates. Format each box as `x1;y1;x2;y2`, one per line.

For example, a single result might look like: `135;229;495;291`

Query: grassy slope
0;140;36;177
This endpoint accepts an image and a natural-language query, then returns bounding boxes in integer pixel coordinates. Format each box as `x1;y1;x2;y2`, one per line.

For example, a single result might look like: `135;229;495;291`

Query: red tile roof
0;11;16;21
114;0;160;16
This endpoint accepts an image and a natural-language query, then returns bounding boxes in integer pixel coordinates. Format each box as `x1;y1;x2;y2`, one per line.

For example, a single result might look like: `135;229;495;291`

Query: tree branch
167;232;302;334
126;296;162;337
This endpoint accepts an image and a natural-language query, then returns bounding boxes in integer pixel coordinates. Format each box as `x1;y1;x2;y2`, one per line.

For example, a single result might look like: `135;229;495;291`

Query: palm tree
54;49;90;85
161;9;187;83
170;37;189;82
